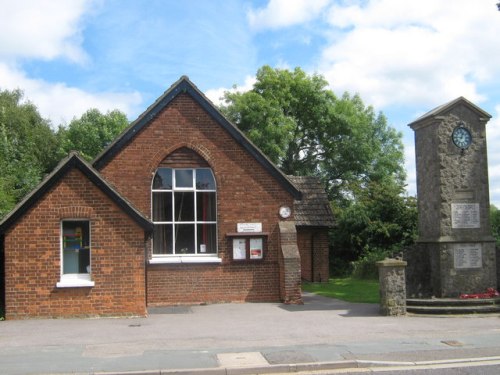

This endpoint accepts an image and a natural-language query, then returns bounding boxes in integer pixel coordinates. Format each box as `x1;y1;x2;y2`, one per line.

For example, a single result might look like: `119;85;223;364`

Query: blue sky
2;0;500;205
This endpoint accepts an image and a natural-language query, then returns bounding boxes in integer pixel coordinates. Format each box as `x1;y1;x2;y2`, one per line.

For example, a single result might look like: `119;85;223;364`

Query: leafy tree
490;205;500;247
221;65;406;202
0;89;59;218
330;180;417;278
58;109;128;161
221;66;415;277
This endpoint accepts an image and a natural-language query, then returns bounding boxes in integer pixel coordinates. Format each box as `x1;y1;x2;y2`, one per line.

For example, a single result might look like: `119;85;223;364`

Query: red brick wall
297;228;330;282
4;169;146;319
100;94;295;305
297;230;312;281
147;262;279;305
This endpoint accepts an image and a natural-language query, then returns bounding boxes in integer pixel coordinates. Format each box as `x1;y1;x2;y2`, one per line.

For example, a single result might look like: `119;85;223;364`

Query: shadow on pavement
279;292;380;317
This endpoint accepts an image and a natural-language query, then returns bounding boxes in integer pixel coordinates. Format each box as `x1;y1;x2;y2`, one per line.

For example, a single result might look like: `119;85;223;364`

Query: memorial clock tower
409;97;497;298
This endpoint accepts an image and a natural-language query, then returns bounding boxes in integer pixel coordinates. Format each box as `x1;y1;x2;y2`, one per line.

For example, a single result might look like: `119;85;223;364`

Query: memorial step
406;297;500;314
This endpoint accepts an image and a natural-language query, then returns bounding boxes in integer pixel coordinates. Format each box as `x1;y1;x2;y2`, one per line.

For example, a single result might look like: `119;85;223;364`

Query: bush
351;247;392;279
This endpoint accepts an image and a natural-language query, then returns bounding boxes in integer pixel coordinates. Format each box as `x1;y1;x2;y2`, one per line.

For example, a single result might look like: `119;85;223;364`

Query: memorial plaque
453;243;482;269
451;203;480;229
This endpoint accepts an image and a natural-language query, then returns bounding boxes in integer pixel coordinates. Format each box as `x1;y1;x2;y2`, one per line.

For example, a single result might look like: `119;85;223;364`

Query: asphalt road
1;293;500;375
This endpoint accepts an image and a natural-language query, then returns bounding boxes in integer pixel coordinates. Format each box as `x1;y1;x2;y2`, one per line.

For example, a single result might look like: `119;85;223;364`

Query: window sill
149;256;222;264
56;275;95;288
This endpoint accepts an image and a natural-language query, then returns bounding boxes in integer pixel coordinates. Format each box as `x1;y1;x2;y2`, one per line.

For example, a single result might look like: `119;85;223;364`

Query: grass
303;277;380;304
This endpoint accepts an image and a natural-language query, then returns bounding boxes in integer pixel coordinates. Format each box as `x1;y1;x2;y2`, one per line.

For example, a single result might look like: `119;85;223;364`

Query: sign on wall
453;243;482;269
233;238;247;260
451;203;480;229
237;223;262;233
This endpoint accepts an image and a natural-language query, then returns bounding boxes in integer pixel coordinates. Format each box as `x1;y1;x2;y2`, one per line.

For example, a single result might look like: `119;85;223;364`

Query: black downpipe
310;233;315;282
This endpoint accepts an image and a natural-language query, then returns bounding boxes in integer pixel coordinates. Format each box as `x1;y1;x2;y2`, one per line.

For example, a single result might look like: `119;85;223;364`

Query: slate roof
288;176;335;228
408;96;491;129
0;152;153;234
93;76;302;200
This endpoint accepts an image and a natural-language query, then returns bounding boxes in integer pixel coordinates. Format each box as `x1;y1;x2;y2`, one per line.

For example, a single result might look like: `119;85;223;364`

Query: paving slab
1;293;500;374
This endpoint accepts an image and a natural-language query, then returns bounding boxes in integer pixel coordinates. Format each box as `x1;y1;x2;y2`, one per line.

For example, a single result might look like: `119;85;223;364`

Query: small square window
58;220;94;288
153;168;172;189
196;169;215;190
175;169;193;188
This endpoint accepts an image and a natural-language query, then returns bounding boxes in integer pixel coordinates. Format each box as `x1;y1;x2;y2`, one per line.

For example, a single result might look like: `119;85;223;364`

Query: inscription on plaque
453;243;482;269
451;203;480;229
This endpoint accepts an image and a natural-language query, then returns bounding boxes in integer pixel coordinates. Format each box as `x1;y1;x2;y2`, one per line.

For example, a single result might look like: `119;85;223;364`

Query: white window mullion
194;170;198;254
171;190;176;254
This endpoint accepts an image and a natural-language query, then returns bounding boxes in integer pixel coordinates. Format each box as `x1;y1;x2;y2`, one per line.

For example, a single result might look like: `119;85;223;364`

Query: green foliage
330;179;418;278
0;89;59;218
58;109;128;161
221;65;406;202
221;66;414;278
0;90;129;220
302;278;380;304
490;205;500;247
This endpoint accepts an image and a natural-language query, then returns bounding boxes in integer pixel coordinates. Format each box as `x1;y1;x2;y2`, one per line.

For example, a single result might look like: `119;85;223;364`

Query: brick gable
99;93;297;304
4;168;147;318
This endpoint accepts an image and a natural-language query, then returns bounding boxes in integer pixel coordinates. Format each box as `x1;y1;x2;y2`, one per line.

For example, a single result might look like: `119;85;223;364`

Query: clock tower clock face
452;125;472;149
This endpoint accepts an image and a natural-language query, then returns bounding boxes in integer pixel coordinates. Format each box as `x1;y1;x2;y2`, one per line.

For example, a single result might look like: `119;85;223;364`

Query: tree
221;66;414;277
330;179;417;277
490;205;500;247
221;65;405;202
58;109;129;161
0;89;59;218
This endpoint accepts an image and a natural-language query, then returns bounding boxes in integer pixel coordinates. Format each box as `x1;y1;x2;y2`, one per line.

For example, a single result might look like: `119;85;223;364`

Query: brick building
0;77;334;319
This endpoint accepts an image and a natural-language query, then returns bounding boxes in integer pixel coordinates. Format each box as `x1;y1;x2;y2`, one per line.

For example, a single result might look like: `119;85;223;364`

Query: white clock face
452;126;472;149
279;206;291;218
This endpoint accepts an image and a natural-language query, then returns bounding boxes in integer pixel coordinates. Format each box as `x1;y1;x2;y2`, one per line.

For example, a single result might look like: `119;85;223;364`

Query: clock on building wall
452;123;472;149
279;206;291;219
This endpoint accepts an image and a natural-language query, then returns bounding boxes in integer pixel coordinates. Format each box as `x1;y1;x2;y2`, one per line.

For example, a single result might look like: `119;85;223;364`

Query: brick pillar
377;258;407;316
279;222;302;304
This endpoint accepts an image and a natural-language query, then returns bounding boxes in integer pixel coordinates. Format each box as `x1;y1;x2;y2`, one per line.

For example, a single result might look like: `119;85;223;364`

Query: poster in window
249;238;263;259
233;238;246;260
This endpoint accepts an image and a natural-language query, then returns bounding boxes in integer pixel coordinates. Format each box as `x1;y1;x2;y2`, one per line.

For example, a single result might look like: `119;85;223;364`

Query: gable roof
288;176;335;228
93;76;302;200
408;96;491;129
0;152;153;234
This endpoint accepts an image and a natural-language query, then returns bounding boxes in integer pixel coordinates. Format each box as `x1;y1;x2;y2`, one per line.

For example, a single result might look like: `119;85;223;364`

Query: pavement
1;292;500;375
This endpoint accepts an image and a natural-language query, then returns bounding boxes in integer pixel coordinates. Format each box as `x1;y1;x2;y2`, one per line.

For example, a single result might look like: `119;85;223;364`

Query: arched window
152;168;217;257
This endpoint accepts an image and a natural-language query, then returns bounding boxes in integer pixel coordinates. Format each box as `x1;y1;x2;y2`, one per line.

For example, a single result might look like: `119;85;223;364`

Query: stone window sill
56;275;95;288
149;256;222;264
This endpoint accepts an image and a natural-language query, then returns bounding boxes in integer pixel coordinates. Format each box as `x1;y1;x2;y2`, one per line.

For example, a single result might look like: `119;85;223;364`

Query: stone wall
377;259;407;316
409;100;496;298
404;244;432;298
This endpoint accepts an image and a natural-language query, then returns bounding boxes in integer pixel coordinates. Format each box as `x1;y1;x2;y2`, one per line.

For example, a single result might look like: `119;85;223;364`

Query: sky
1;0;500;205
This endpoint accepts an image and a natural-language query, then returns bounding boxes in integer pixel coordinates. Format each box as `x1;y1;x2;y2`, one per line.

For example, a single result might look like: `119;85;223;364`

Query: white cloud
403;140;416;196
205;76;257;107
0;0;144;126
0;0;92;63
248;0;330;31
320;0;500;109
487;105;500;207
0;63;142;126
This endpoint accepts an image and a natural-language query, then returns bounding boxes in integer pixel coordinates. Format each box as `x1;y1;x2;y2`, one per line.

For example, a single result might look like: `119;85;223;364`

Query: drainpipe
144;232;150;309
311;233;315;282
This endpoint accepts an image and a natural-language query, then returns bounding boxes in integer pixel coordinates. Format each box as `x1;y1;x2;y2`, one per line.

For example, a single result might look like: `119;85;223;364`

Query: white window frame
151;168;220;264
56;219;95;288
